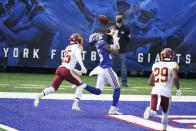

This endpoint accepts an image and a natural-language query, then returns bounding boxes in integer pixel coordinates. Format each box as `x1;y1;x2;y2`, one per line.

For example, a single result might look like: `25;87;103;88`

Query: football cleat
143;106;151;119
109;110;123;115
72;102;83;112
108;106;123;115
34;93;44;107
34;97;40;107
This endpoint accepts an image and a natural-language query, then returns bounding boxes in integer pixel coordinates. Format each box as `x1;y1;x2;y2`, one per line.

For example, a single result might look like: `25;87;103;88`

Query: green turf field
0;72;196;95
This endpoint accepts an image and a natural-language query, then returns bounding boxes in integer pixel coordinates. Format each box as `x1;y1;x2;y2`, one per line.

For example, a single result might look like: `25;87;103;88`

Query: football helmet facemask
69;33;83;46
89;33;103;46
160;48;174;61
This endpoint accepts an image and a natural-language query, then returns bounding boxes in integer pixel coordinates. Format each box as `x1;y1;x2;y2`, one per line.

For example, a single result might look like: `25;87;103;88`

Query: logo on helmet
161;48;174;61
69;33;83;46
89;33;103;46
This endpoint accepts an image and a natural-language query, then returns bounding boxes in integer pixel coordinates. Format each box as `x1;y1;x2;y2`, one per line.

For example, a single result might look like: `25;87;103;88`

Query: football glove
81;67;87;74
112;27;120;49
113;35;120;49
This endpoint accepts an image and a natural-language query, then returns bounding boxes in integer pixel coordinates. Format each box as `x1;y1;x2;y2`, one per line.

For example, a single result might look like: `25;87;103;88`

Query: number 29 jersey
151;61;179;97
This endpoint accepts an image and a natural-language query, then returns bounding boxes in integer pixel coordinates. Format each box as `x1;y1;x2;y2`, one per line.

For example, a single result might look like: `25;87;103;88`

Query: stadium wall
0;0;196;73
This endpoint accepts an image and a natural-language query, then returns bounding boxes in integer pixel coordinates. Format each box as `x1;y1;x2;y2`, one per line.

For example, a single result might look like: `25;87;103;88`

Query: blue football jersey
95;40;112;68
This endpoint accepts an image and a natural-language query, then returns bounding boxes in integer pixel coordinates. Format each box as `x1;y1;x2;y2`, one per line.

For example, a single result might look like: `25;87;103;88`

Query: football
98;15;109;25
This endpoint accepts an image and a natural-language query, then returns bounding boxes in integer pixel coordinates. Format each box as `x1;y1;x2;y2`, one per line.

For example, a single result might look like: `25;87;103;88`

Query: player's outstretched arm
173;68;182;96
75;47;87;74
103;44;119;55
148;73;155;86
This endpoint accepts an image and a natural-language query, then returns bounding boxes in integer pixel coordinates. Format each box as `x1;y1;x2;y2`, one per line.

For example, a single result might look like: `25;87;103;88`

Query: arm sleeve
97;40;107;49
75;45;85;68
172;62;179;71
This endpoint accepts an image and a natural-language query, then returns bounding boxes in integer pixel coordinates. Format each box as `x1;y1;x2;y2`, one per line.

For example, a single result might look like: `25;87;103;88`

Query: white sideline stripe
14;87;64;90
157;115;196;118
0;124;18;131
13;86;146;91
0;83;194;90
0;92;196;102
173;119;196;123
13;86;193;92
13;86;114;90
109;115;164;130
109;115;196;131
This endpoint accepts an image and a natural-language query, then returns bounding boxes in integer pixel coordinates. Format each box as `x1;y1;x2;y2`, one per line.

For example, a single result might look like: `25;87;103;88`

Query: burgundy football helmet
160;48;174;61
69;33;83;45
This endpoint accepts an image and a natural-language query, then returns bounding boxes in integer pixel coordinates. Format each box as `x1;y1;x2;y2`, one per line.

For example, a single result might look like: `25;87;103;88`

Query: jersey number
63;50;72;63
154;67;168;83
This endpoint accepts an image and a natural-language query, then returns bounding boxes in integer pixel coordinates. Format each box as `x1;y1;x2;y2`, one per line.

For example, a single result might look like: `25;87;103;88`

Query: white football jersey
60;44;83;70
151;61;179;97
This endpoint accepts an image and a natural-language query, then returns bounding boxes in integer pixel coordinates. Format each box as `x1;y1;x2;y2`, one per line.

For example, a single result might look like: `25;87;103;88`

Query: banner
0;0;195;72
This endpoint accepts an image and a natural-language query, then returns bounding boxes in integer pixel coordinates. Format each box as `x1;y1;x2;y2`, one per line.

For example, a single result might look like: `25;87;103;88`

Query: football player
82;32;122;115
143;48;182;131
34;33;94;111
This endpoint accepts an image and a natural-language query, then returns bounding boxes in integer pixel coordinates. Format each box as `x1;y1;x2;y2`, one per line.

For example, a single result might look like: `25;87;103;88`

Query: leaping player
34;33;94;111
143;48;182;131
81;32;122;115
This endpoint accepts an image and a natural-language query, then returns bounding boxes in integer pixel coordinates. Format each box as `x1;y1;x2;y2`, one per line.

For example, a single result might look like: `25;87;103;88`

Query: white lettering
155;53;160;63
23;48;29;58
185;54;191;64
82;51;86;60
3;48;9;57
138;53;143;63
61;50;65;59
91;51;97;61
13;48;18;57
51;50;56;59
176;54;181;63
33;49;39;58
148;53;151;63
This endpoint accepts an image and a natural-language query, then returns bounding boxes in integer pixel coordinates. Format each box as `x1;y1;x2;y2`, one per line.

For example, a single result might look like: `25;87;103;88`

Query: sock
43;87;55;96
162;112;168;130
74;98;80;103
109;106;116;111
85;85;102;95
74;84;85;99
112;88;120;106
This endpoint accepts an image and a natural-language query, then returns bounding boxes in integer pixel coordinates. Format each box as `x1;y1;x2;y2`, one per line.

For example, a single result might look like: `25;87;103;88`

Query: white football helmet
89;33;103;45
